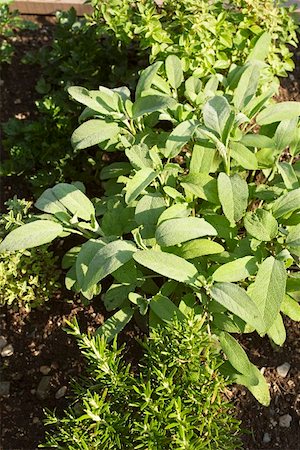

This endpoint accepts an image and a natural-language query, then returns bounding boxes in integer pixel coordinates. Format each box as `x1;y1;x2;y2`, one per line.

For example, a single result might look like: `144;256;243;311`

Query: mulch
0;20;300;450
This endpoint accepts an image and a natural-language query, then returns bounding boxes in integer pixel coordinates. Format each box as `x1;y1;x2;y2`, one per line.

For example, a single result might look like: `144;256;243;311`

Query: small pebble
40;365;51;375
14;98;21;104
0;336;7;350
0;382;10;397
263;432;271;444
279;414;292;428
32;417;40;424
1;344;14;357
276;362;291;378
55;385;67;399
36;376;51;400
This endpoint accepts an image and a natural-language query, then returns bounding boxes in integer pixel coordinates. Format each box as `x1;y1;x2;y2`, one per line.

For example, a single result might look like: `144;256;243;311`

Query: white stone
55;385;67;399
262;432;271;444
276;362;291;378
279;414;292;428
1;344;14;357
40;365;51;375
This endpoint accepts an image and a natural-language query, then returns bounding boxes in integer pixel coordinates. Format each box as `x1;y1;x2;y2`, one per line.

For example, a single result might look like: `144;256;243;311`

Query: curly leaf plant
1;56;300;405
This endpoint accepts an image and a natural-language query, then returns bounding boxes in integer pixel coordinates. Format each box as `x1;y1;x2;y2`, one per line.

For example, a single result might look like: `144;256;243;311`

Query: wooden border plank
11;0;93;16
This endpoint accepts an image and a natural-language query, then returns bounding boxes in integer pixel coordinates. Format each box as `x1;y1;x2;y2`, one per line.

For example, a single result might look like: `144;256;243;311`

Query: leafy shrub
91;0;298;84
0;0;37;64
0;197;61;309
2;58;300;403
1;8;144;194
43;316;241;449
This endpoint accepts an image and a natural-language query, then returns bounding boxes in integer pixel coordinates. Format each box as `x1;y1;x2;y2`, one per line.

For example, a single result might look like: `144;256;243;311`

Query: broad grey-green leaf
155;217;217;247
220;332;258;384
165;55;183;90
212;256;257;282
203;96;231;136
135;193;166;227
181;173;219;204
100;162;132;180
176;239;224;259
267;313;286;346
233;62;260;111
277;162;299;190
125;168;157;204
244;209;278;241
165;119;198;158
217;173;248;225
132;95;175;119
35;188;67;215
190;144;216;174
230;142;258;170
0;220;63;252
286;224;300;256
51;183;95;221
256;102;300;126
135;62;163;99
273;118;298;152
157;203;191;224
71;120;119;150
210;283;264;333
76;239;107;289
133;249;198;284
248;256;286;332
68;86;112;114
83;240;137;291
247;31;271;61
230;363;270;406
95;307;134;342
272;188;300;218
281;295;300;321
103;283;133;311
125;144;153;170
150;293;185;322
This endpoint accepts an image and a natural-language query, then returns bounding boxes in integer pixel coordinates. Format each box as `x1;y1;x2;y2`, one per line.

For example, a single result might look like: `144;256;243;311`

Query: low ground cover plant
42;316;242;449
0;197;61;309
1;8;143;194
91;0;298;85
1;57;300;403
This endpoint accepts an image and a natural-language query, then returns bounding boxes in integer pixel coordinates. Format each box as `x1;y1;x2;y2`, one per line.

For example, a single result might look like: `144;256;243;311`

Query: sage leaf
165;55;184;89
286;224;300;256
50;183;95;221
125;168;157;204
256;102;300;126
230;142;258;170
133;249;198;284
125;144;153;170
83;240;137;291
277;162;299;190
135;62;163;99
165;119;198;158
233;62;260;111
203;96;231;136
281;295;300;321
0;220;63;252
244;209;278;241
272;188;300;218
176;239;224;259
155;217;217;247
212;256;257;282
217;173;248;225
150;293;185;322
71;120;119;150
210;283;264;333
76;239;107;289
132;95;175;119
95;307;134;342
267;313;286;346
248;256;287;332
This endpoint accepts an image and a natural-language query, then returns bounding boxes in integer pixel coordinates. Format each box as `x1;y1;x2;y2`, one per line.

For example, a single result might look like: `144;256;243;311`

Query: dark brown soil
0;20;300;450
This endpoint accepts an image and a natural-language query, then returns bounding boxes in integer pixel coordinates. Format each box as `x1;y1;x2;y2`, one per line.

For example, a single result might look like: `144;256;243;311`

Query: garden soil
0;21;300;450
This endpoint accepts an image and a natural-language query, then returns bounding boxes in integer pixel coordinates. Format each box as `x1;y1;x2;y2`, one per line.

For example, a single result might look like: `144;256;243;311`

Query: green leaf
212;256;257;282
132;95;175;119
95;307;134;342
244;209;278;241
125;168;157;204
76;239;107;289
277;162;299;190
230;142;258;170
155;217;217;247
103;284;133;311
247;32;271;61
217;173;248;225
181;173;219;204
220;332;257;384
135;193;166;227
150;293;185;322
83;240;137;291
281;295;300;321
68;86;116;114
157;203;191;224
35;188;68;215
0;220;63;252
210;283;264;333
164;120;198;158
135;62;163;99
190;144;216;174
286;224;300;256
256;102;300;126
267;313;286;346
71;120;119;150
125;144;153;170
100;162;132;180
49;183;95;221
176;239;224;259
133;249;198;284
248;256;287;332
273;188;300;218
273;119;298;152
165;55;183;90
203;96;231;136
233;62;260;111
